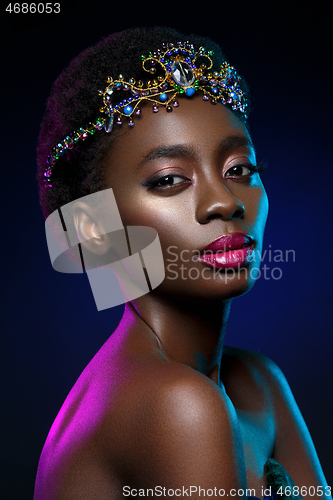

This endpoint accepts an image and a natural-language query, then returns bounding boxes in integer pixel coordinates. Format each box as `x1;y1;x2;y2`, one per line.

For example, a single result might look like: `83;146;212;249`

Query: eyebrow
136;135;255;171
136;144;197;170
218;135;255;155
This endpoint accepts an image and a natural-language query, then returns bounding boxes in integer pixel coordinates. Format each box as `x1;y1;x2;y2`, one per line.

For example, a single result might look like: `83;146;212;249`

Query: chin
153;262;260;303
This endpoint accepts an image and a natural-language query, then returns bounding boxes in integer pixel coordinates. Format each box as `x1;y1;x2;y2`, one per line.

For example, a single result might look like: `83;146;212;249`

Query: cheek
244;177;268;216
256;185;269;230
246;183;269;246
112;187;190;246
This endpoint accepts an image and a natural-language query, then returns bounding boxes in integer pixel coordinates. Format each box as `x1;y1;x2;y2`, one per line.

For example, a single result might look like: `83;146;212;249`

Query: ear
72;201;111;255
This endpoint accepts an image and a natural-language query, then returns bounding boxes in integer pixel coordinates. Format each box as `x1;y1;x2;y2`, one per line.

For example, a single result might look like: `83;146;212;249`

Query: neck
124;293;232;384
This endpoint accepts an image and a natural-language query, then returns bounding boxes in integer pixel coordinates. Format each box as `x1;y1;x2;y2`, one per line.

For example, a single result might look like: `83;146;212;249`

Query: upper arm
265;358;331;498
114;366;248;496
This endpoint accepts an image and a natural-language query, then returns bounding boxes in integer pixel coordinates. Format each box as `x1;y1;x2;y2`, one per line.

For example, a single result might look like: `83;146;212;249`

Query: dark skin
34;97;330;499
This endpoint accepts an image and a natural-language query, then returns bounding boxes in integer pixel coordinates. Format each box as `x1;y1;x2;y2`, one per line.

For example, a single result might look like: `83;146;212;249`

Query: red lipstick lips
199;232;254;270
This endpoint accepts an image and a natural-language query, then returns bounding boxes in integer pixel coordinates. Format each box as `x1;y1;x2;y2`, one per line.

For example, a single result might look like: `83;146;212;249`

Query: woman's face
104;95;269;301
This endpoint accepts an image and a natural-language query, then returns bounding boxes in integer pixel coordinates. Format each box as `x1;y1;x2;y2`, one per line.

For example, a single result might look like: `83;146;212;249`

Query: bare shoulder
221;345;304;413
220;345;283;410
221;345;313;421
108;360;238;444
34;349;245;499
106;360;247;489
222;346;330;495
222;344;280;374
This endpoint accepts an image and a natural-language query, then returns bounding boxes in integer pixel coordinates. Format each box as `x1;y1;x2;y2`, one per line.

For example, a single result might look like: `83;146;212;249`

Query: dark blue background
1;2;332;498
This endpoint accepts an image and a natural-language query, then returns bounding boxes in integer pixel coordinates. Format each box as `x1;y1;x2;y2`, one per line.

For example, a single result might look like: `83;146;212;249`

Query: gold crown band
44;41;248;187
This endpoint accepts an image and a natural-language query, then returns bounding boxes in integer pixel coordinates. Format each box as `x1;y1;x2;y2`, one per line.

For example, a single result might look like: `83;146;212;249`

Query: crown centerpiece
44;41;248;187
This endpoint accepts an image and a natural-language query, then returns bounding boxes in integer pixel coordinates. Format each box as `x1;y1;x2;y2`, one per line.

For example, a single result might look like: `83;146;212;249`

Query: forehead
106;95;252;172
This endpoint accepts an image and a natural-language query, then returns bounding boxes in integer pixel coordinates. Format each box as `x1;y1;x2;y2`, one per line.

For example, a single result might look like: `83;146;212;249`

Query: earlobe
73;201;111;255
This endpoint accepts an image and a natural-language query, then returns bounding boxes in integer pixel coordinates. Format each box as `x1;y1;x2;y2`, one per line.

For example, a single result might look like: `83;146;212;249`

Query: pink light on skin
34;318;135;498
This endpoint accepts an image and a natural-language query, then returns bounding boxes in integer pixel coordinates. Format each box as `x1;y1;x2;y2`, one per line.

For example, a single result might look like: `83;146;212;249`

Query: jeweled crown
44;41;249;187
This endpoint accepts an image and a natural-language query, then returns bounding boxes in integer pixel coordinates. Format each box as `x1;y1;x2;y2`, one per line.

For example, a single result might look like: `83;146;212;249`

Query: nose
196;181;245;224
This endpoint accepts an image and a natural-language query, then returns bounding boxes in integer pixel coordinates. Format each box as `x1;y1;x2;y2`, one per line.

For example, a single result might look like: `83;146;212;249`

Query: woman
34;26;330;499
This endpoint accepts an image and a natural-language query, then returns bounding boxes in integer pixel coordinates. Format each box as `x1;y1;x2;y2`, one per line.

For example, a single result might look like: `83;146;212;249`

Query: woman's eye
144;175;189;190
156;175;184;187
225;164;254;177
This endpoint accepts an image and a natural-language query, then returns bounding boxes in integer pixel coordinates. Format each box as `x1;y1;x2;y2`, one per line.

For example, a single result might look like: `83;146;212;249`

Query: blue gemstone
159;93;168;102
124;105;133;115
185;87;195;96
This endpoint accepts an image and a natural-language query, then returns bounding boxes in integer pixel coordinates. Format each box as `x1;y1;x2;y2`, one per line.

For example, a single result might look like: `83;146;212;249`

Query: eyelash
143;162;267;190
225;162;267;178
143;175;189;190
